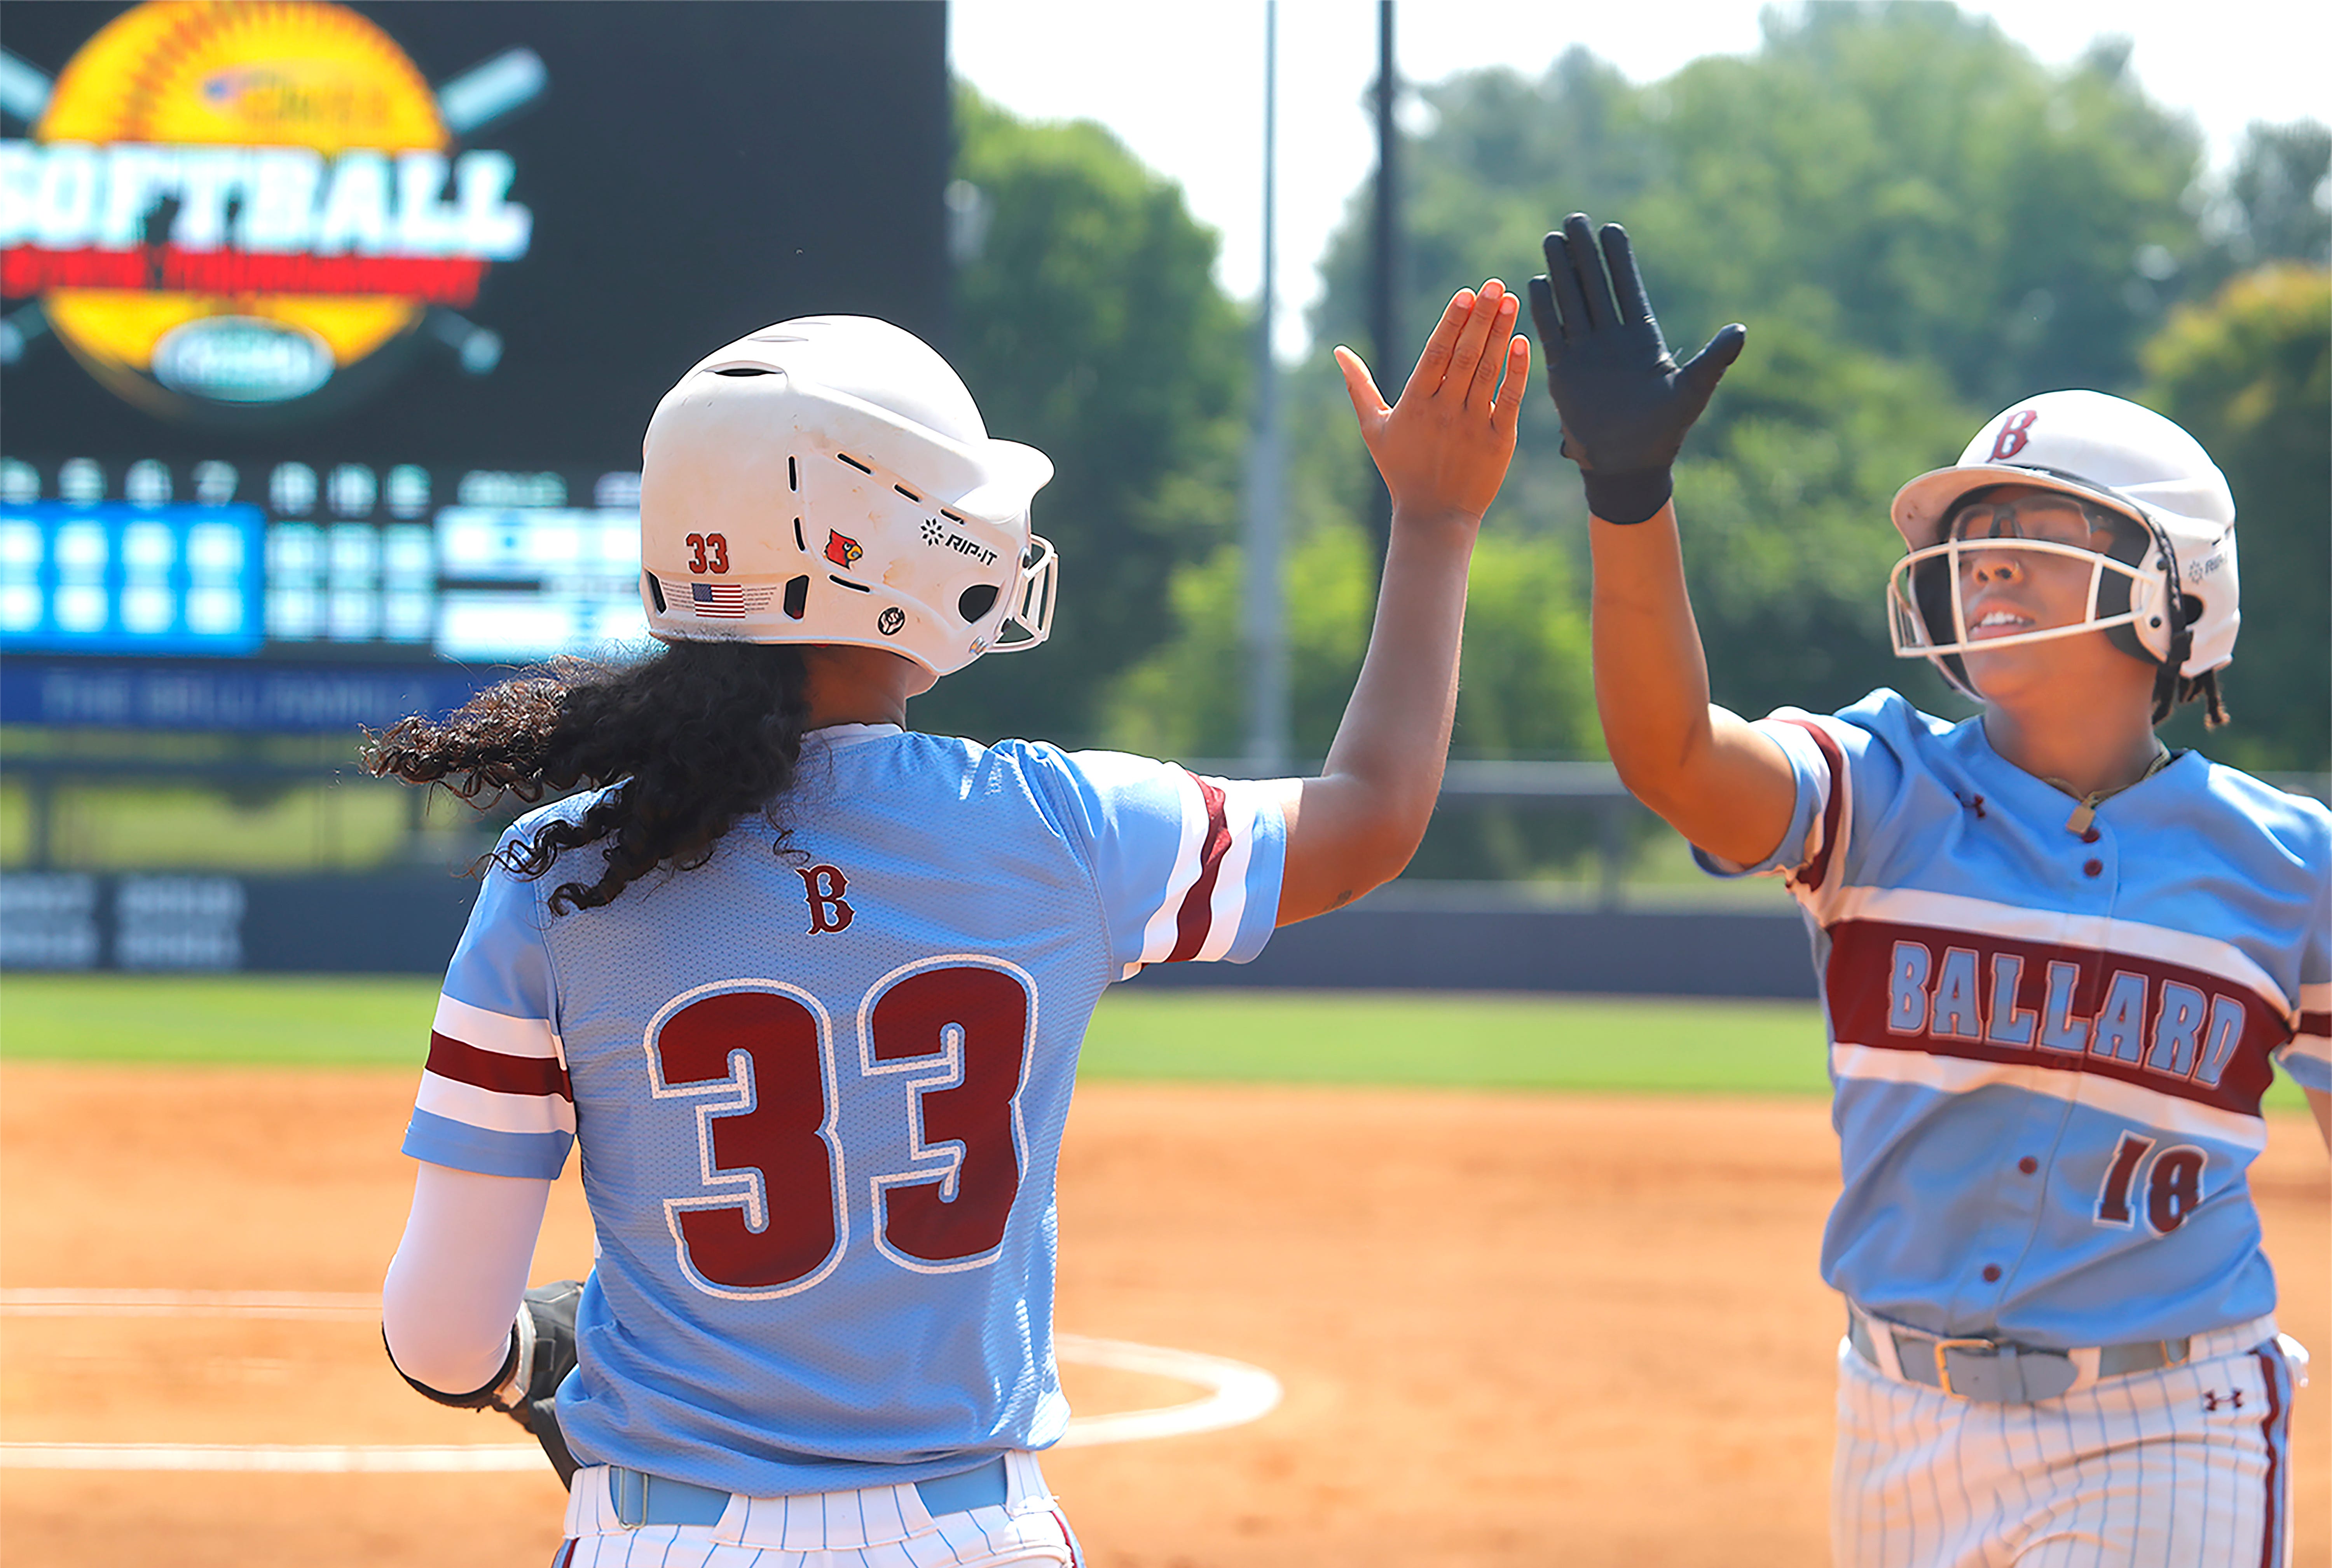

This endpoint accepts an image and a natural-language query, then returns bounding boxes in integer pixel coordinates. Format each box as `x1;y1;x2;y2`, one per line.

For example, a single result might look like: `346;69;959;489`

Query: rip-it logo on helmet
1883;389;2239;703
0;1;541;423
637;315;1058;677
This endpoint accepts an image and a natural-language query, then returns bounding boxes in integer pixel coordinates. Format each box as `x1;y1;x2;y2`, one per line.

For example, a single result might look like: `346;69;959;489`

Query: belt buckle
1932;1336;1999;1396
611;1467;647;1530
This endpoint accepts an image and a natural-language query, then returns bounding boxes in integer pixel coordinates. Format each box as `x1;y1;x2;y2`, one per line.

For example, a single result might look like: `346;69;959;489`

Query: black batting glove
387;1277;585;1487
1527;213;1746;524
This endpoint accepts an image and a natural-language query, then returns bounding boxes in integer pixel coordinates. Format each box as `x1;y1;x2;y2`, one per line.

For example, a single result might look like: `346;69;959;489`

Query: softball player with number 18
1531;212;2329;1566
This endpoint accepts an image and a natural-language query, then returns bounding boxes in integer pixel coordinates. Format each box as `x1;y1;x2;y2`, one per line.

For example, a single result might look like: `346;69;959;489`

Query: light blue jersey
401;724;1286;1497
1705;690;2330;1348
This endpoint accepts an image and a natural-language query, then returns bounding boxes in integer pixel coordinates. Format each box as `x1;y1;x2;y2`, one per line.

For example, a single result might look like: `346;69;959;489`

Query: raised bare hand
1335;280;1530;528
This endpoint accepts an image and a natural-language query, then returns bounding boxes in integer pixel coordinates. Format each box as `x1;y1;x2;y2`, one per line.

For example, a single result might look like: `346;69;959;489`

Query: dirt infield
2;1062;2323;1566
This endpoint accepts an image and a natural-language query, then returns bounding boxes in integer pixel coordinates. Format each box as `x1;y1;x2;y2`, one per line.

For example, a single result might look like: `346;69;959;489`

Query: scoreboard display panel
0;0;948;721
0;459;640;665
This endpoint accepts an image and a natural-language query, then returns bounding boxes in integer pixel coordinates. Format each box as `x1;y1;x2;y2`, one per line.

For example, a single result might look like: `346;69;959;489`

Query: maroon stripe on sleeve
2255;1346;2284;1568
1772;717;1845;892
426;1031;572;1101
1166;774;1232;963
2297;1010;2330;1037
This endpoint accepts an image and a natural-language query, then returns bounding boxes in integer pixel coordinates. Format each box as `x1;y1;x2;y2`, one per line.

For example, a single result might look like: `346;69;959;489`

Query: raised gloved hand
1527;213;1746;525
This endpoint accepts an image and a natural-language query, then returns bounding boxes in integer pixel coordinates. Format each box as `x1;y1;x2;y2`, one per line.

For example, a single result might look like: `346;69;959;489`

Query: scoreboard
0;457;642;664
0;0;949;722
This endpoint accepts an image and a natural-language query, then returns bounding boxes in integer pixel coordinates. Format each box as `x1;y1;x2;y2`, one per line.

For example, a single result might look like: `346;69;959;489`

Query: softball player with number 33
367;291;1528;1566
1531;213;2329;1566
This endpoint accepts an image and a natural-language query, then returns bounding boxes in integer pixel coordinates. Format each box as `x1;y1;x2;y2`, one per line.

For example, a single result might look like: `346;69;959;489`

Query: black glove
1527;213;1746;524
505;1279;583;1486
389;1278;584;1488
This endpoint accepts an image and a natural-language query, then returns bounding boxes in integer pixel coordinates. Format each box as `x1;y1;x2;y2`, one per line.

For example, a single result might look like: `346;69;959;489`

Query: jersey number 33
646;958;1033;1301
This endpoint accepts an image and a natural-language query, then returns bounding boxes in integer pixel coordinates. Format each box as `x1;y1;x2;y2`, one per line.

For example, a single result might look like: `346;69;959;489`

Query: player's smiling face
1946;485;2149;705
1950;487;2117;639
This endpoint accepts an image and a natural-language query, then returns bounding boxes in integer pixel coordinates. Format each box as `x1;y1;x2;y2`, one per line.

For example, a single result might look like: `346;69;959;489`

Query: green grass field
0;974;2308;1108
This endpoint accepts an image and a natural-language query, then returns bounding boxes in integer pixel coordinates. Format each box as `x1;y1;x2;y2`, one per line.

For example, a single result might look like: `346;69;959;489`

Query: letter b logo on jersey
1990;409;2039;461
798;864;855;933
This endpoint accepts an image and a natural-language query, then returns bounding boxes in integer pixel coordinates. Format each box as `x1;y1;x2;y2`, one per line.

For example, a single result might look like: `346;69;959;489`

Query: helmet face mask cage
1884;391;2239;703
984;536;1058;654
1888;533;2167;697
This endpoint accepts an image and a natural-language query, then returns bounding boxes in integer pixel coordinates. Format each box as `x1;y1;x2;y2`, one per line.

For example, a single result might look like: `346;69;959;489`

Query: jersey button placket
2073;816;2116;898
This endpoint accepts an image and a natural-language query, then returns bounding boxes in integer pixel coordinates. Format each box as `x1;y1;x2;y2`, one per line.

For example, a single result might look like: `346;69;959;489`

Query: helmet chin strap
2145;543;2196;726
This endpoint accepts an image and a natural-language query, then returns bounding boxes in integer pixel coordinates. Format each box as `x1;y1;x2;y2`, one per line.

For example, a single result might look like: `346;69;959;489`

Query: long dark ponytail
364;641;812;912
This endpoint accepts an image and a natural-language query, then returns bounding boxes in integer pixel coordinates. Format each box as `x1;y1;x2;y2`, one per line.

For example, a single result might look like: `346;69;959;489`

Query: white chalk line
0;1292;1281;1472
0;1288;381;1321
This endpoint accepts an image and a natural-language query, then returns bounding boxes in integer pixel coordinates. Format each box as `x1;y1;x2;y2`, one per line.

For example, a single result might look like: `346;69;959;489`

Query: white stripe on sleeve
414;1073;577;1137
1135;767;1209;966
1195;779;1264;961
433;993;563;1063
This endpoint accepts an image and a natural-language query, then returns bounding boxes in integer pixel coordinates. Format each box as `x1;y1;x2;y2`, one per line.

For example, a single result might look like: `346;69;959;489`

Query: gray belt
1848;1303;2189;1404
609;1453;1009;1529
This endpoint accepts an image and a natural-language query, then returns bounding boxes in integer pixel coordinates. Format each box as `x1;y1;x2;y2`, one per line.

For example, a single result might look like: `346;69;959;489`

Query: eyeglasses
1944;494;2116;548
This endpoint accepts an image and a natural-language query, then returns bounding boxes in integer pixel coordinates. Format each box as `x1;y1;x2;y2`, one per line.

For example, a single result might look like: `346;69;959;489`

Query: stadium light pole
1242;0;1289;774
1366;0;1399;566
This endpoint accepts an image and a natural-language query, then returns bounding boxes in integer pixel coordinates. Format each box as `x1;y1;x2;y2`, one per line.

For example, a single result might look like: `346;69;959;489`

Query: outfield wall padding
1125;903;1817;999
0;872;1818;999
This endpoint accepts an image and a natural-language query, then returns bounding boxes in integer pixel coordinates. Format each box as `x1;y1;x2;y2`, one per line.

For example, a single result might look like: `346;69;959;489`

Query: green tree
2215;122;2332;274
1103;521;1596;766
1102;519;1374;764
1319;5;2209;411
923;87;1249;744
1295;3;2214;725
2143;265;2331;773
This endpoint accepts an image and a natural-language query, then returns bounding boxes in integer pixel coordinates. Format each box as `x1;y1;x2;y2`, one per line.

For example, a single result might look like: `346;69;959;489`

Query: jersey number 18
2094;1130;2207;1235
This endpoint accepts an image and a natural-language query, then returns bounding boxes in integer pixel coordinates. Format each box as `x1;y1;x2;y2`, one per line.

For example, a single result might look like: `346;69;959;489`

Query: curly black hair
363;641;812;913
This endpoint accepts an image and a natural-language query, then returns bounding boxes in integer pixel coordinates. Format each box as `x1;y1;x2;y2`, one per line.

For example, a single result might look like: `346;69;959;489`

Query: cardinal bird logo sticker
824;530;864;569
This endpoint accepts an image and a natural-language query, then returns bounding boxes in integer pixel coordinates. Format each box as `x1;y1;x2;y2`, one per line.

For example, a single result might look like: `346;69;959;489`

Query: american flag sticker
691;582;776;618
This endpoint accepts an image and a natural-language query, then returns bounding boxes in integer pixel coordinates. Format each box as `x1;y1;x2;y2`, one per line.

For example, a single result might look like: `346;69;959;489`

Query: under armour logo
2203;1389;2245;1412
1955;790;1987;819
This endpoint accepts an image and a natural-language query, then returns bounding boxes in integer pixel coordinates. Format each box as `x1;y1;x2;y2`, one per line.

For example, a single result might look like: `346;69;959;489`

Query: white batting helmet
1885;390;2238;699
639;316;1058;675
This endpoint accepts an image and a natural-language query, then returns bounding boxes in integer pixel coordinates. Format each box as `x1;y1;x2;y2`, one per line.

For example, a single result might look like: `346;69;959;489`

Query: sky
951;0;2332;358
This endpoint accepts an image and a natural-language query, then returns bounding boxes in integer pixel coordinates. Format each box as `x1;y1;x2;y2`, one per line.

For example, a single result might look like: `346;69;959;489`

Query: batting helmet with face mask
1885;390;2237;711
638;316;1058;677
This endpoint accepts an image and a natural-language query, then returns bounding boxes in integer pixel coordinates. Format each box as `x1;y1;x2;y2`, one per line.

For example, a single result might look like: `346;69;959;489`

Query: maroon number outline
2094;1130;2154;1228
685;533;707;573
644;980;848;1301
705;532;730;573
2144;1144;2207;1234
856;956;1035;1275
2094;1131;2210;1235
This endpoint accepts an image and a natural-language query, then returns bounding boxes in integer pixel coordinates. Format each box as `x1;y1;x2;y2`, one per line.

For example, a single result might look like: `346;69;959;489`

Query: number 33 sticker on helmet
638;316;1059;677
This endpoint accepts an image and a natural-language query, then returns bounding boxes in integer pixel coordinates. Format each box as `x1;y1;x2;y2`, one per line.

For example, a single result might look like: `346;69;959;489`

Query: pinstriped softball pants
1832;1328;2303;1567
551;1453;1079;1568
